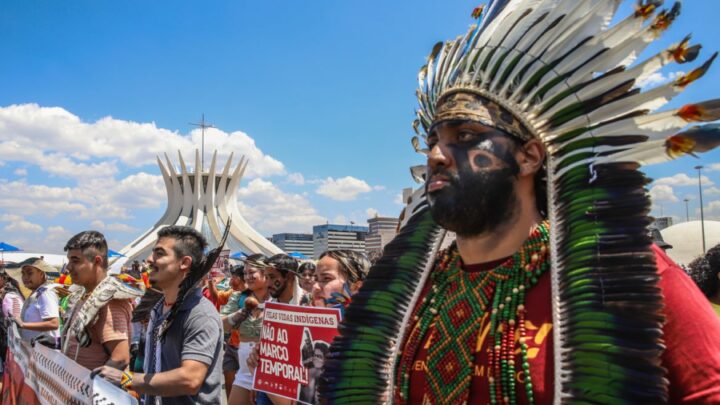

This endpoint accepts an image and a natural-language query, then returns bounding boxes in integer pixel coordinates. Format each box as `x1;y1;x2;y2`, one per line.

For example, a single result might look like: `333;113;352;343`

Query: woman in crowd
224;254;271;405
0;271;24;374
1;272;24;319
298;262;316;293
249;249;370;405
311;250;369;312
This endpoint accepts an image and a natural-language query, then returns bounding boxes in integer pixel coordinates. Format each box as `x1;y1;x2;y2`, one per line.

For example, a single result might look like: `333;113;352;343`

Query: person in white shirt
15;258;60;344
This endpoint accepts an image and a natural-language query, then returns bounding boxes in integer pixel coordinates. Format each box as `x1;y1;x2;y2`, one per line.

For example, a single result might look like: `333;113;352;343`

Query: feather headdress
321;0;720;403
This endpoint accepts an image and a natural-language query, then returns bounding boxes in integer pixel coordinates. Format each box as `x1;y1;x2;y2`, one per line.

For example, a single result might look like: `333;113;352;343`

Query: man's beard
269;279;287;298
427;167;517;237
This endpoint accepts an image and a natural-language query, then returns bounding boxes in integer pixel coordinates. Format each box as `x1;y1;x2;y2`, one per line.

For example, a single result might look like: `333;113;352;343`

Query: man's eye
458;132;477;142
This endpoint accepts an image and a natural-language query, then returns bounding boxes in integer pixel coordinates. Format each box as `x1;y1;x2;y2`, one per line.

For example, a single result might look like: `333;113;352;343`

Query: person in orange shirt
217;264;247;400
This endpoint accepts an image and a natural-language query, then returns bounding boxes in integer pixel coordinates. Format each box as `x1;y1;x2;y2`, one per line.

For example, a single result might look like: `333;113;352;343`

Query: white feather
486;0;564;91
544;108;688;145
593;139;672;166
535;47;676;121
519;10;648;105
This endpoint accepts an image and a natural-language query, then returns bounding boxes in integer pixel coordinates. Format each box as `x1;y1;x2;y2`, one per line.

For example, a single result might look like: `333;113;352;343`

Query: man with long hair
94;226;223;404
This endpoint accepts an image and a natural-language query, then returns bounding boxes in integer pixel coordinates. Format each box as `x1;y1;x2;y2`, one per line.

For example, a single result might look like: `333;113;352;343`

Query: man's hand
54;286;71;298
91;365;124;387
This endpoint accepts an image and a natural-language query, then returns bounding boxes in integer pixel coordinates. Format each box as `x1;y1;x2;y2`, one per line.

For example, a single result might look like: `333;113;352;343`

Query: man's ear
350;280;363;294
180;256;193;273
517;138;545;177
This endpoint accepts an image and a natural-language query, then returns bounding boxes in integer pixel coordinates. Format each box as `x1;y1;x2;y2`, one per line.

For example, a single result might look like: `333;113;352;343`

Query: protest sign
253;302;341;404
1;324;137;405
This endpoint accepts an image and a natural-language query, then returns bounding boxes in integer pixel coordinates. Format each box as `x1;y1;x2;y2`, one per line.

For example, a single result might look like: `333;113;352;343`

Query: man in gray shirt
94;226;222;404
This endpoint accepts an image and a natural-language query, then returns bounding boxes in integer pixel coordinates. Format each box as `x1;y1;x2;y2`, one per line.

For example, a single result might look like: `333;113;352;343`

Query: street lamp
694;165;706;253
683;198;690;222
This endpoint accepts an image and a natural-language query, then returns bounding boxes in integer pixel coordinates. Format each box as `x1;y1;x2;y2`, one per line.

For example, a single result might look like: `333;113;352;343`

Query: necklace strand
396;221;550;405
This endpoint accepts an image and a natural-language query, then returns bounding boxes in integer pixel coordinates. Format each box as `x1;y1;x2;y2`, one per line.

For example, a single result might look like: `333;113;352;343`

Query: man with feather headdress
320;1;720;404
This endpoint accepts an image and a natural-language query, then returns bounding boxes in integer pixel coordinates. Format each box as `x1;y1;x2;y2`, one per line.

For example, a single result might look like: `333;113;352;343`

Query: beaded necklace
395;221;550;405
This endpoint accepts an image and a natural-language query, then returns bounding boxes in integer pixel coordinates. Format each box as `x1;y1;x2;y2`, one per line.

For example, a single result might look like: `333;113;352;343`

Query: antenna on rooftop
189;113;215;171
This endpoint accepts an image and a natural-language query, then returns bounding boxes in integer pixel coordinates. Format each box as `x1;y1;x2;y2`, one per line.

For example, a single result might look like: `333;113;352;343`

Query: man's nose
427;142;451;172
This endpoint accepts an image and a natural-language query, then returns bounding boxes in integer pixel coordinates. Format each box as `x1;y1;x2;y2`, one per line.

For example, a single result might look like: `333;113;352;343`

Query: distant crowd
0;227;370;404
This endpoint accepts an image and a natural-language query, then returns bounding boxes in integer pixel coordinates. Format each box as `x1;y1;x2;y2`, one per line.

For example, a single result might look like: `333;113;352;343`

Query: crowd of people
0;226;370;404
2;1;720;404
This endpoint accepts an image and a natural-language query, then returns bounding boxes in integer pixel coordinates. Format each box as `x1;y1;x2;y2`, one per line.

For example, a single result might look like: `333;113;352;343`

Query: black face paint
427;131;520;237
268;275;287;298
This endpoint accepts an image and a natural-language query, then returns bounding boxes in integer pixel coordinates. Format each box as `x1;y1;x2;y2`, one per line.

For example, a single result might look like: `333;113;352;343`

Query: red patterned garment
397;245;720;404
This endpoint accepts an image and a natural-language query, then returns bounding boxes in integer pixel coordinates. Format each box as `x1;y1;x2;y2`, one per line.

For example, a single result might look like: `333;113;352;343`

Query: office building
366;216;400;258
313;224;368;258
652;216;674;231
271;233;314;258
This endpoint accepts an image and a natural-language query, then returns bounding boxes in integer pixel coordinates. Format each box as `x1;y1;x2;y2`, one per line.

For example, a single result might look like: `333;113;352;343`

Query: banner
253;303;341;404
1;324;137;405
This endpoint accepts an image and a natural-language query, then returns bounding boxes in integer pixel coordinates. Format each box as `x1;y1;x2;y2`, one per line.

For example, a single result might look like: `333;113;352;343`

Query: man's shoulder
103;298;133;317
186;296;222;321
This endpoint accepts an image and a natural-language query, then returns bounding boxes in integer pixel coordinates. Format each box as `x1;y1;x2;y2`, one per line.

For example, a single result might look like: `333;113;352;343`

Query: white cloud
38;226;73;253
106;223;139;233
333;215;348;224
649;185;679;203
0;104;284;178
286;173;305;185
654;173;714;187
637;71;683;90
366;208;379;218
702;200;720;220
236;179;326;235
13;168;27;176
0;180;84;217
706;163;720;172
0;214;23;222
91;220;106;229
0;170;165;221
109;172;165;209
316;176;373;201
373;185;386;191
3;218;43;234
394;193;405;205
705;187;720;196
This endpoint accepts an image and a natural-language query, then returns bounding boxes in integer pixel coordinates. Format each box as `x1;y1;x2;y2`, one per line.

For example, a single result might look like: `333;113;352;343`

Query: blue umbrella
108;249;126;258
0;242;21;252
230;251;248;260
0;242;21;268
288;251;307;259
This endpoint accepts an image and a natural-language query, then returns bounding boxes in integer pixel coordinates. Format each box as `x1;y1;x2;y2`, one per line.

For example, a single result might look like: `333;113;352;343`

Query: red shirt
403;245;720;404
202;287;220;311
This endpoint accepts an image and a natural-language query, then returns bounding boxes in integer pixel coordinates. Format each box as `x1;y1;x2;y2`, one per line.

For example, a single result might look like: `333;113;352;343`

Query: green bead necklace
395;221;550;405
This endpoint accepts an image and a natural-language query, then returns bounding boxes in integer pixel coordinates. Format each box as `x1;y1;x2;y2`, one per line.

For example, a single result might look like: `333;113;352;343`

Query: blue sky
1;0;719;253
